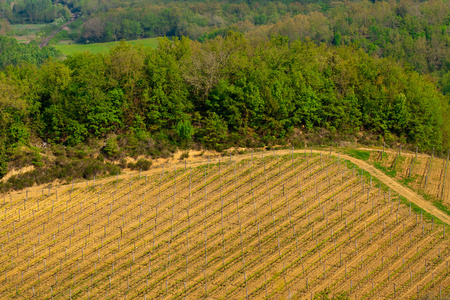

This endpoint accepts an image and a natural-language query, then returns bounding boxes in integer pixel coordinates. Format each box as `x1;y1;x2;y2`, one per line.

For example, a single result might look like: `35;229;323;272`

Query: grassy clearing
344;149;371;161
54;38;159;55
10;23;48;43
374;161;397;177
11;23;47;32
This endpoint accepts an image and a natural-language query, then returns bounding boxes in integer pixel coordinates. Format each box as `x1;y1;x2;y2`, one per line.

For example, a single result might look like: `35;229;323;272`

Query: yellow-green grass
10;23;48;43
11;23;47;31
54;38;159;55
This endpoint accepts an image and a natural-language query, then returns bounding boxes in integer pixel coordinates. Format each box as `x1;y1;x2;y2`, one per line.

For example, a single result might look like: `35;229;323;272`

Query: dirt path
39;13;77;48
313;150;450;225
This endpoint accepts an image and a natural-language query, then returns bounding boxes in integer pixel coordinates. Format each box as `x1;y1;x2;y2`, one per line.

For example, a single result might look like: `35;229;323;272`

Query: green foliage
2;37;449;154
0;36;62;69
96;153;104;162
0;142;8;179
4;0;71;23
345;150;371;161
8;119;30;146
0;35;449;190
128;158;152;170
180;151;189;159
198;112;229;151
102;138;120;158
136;158;152;170
31;148;43;167
176;119;194;142
0;157;120;192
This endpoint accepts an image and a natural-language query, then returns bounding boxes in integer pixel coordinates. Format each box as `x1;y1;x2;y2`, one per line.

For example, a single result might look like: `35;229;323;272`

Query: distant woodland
1;0;450;91
0;0;450;189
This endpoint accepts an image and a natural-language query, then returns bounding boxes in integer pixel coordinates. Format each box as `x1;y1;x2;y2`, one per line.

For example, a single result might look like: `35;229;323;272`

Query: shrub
103;138;120;158
176;119;194;142
31;148;44;167
75;149;87;159
0;158;121;192
0;143;7;179
180;152;189;159
119;158;127;169
51;144;66;156
136;158;151;170
128;158;152;170
96;153;104;162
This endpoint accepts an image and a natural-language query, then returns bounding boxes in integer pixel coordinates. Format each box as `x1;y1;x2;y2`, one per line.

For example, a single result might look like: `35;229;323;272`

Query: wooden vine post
409;146;418;178
424;148;434;188
395;145;401;170
441;150;449;200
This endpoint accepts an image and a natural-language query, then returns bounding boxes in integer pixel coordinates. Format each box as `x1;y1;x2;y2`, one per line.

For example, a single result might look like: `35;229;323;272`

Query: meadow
0;151;449;299
10;24;48;43
53;38;159;55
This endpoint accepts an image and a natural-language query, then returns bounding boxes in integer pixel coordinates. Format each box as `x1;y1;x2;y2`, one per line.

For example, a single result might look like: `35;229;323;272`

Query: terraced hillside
0;152;449;299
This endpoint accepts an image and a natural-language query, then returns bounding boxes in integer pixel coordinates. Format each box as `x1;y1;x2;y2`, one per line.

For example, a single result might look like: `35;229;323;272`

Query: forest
0;0;450;190
0;0;71;23
0;32;449;190
1;0;449;92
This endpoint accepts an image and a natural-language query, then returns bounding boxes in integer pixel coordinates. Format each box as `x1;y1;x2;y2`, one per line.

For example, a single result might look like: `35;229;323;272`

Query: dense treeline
1;34;448;183
2;0;450;93
0;36;62;69
0;0;71;23
59;0;450;94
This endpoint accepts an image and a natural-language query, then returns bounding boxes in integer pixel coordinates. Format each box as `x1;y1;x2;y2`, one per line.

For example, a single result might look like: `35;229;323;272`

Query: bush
0;143;7;179
103;138;120;158
0;158;121;192
51;144;66;156
75;149;87;159
119;158;127;169
96;153;104;162
180;152;189;159
136;158;152;170
128;158;152;170
176;120;194;143
31;148;44;167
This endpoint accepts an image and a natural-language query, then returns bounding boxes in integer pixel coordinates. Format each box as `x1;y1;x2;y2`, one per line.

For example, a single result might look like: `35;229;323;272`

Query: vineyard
0;151;449;299
366;149;450;208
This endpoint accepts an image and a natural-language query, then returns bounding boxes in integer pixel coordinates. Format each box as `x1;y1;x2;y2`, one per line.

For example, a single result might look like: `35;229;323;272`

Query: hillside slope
1;150;449;299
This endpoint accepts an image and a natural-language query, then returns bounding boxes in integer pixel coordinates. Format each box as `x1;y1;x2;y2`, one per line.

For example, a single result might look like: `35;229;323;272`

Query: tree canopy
0;35;447;171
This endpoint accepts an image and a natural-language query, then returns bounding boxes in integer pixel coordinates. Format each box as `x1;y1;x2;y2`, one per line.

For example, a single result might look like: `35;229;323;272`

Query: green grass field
11;23;48;43
11;23;48;31
54;38;159;55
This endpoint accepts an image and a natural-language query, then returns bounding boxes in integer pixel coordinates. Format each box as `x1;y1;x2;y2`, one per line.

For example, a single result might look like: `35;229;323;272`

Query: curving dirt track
39;13;77;49
324;150;450;225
